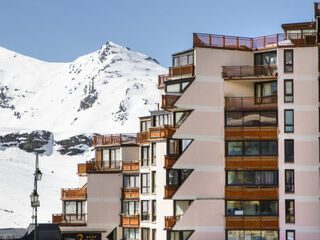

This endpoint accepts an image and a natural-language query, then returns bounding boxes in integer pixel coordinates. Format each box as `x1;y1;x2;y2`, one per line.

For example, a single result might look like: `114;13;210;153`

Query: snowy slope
0;42;166;227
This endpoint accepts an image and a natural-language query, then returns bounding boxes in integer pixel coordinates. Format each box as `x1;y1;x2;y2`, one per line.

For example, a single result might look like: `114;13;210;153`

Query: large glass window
167;139;192;155
174;111;190;126
227;230;278;240
167;169;192;186
225;111;277;127
64;201;86;216
284;79;294;102
168;231;193;240
255;81;277;99
226;141;277;156
166;79;193;94
141;120;151;132
254;51;277;66
226;200;278;216
152;114;171;127
123;175;139;188
174;200;192;217
227;170;278;186
122;201;139;215
141;146;150;166
285;199;295;223
141;201;150;221
285;170;295;193
102;148;120;168
141;173;150;194
142;228;150;240
172;53;193;67
284;49;294;73
285;139;294;162
123;228;139;240
286;230;295;240
284;110;294;132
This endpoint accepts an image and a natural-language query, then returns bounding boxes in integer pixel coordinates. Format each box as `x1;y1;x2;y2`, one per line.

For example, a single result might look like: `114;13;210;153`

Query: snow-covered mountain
0;42;166;227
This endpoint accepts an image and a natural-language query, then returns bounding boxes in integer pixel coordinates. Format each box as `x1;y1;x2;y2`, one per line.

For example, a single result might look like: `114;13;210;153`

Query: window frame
151;171;156;194
286;230;295;240
141;201;150;221
284;49;294;73
285;170;295;193
285;139;294;163
225;140;278;157
123;174;139;189
141;146;150;167
284;109;294;133
141;173;150;194
285;199;295;223
284;79;294;103
152;200;156;222
151;143;156;165
226;170;278;187
225;200;279;217
225;110;278;127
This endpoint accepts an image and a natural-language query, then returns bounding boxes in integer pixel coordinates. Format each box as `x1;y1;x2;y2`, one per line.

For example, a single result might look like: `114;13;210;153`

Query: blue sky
0;0;317;67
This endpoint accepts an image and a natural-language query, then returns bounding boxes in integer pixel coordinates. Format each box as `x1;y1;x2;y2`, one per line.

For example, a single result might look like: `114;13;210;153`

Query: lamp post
30;153;42;240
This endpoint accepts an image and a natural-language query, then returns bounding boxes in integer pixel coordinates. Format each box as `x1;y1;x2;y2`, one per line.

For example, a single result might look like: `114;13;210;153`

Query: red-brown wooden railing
169;64;194;78
158;74;168;88
93;134;137;146
61;188;87;200
52;213;87;225
164;216;180;230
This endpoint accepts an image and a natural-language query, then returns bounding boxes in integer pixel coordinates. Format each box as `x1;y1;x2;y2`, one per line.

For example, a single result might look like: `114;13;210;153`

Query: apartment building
53;3;320;240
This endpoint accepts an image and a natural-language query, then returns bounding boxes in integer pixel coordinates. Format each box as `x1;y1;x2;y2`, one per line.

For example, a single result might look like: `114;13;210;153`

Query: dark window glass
152;200;156;222
122;201;139;215
227;170;278;186
284;79;294;102
255;81;277;98
168;231;193;240
141;120;151;132
226;200;278;216
243;112;260;126
286;230;295;240
284;50;294;73
227;230;278;240
243;171;257;185
227;171;244;185
285;139;294;162
260;111;277;126
168;139;180;155
167;169;179;185
141;201;150;221
254;51;277;66
244;141;259;155
285;170;294;193
141;146;150;166
123;228;139;240
227;142;243;156
142;228;150;240
261;141;277;156
174;111;190;126
284;110;294;132
285;200;295;223
152;171;156;193
141;173;150;194
260;171;278;185
123;175;139;188
226;112;243;126
260;201;278;216
151;143;156;165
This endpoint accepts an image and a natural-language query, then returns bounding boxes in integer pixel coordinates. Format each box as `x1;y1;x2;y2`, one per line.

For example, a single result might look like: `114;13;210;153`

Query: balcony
77;161;95;175
93;134;137;147
164;185;180;199
225;96;277;111
162;95;181;110
158;74;168;89
222;65;277;80
164;216;180;230
225;126;278;140
61;188;87;201
194;33;285;51
164;155;179;169
285;32;317;46
52;214;87;226
137;125;176;144
122;160;139;172
225;186;278;200
122;188;140;199
120;215;140;228
86;161;121;174
169;64;194;79
226;216;278;229
225;156;278;170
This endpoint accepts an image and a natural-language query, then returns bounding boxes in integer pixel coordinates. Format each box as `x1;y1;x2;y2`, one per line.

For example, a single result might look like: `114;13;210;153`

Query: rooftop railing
222;65;277;79
93;134;137;146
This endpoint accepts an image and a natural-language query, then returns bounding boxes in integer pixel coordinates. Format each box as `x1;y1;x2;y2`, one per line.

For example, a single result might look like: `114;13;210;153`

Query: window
284;110;294;132
166;79;193;94
102;148;120;169
152;114;171;127
64;200;86;216
167;169;192;186
122;201;139;215
152;229;156;240
152;171;156;193
226;200;278;216
123;175;139;188
141;146;150;166
167;139;192;156
123;228;139;240
172;53;193;67
285;199;295;223
285;170;294;193
141;120;151;132
141;173;150;194
227;170;278;186
225;111;278;127
174;111;190;126
285;140;294;162
284;79;294;102
174;200;192;217
168;231;193;240
142;228;150;240
151;143;156;165
255;81;277;99
226;230;278;240
254;51;277;66
284;49;294;73
286;230;295;240
152;200;156;222
226;141;277;156
141;201;150;221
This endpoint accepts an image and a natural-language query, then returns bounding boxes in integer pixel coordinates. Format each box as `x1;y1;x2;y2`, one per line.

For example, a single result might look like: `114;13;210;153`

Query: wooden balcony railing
61;188;87;200
158;74;168;88
164;185;180;199
286;32;317;46
137;125;176;144
121;215;140;228
225;186;278;200
164;155;179;169
77;161;95;175
169;64;194;78
226;216;278;229
225;126;278;140
222;65;277;79
164;216;180;230
52;214;87;226
122;188;140;199
225;96;277;111
93;134;137;146
161;95;181;110
122;160;139;172
225;156;278;170
194;33;285;50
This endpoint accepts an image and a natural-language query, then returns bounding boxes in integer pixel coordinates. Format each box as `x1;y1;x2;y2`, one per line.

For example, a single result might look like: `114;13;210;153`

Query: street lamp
30;153;42;240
